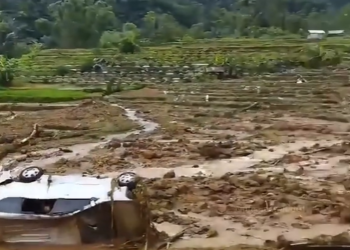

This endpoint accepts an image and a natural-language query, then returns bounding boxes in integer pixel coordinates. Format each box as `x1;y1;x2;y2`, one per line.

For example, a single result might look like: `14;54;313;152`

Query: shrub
299;44;342;68
55;65;70;76
119;37;140;54
80;59;95;73
99;31;122;48
0;56;17;87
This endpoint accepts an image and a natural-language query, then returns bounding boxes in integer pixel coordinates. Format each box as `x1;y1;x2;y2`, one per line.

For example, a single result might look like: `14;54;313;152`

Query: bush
119;37;140;54
80;59;95;73
55;65;70;76
99;31;122;48
299;44;342;68
0;71;14;87
5;43;31;58
0;56;17;87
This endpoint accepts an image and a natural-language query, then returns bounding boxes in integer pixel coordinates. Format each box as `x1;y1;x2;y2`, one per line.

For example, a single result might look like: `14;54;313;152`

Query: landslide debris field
3;71;350;250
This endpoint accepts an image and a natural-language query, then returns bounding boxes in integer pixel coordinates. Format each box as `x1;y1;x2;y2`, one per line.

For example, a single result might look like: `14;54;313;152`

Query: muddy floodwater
2;78;350;249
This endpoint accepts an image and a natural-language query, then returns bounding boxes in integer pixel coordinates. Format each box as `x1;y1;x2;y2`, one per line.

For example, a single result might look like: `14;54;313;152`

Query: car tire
19;166;44;183
117;172;138;190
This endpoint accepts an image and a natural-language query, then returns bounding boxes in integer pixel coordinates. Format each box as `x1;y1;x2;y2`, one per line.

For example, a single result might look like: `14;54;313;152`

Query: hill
1;0;350;53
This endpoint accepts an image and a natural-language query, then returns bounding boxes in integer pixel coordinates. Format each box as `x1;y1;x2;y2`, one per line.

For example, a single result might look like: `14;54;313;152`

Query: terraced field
18;38;350;78
112;72;350;130
2;40;350;249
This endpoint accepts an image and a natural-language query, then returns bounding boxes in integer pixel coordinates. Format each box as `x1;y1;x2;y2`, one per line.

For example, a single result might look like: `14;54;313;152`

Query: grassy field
0;89;93;103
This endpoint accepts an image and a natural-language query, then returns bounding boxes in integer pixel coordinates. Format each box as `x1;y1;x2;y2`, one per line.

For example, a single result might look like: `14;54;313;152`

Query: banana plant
0;55;18;87
17;43;42;70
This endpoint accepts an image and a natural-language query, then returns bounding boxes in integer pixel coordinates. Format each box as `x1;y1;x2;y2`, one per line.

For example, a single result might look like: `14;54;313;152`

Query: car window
0;197;24;213
0;198;92;215
50;199;91;214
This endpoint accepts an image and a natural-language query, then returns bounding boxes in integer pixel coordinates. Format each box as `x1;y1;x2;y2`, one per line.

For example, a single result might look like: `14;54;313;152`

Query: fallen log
0;123;40;162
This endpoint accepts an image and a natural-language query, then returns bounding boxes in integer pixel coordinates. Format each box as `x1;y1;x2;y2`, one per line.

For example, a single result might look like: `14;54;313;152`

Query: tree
122;22;140;39
34;18;52;36
0;56;17;87
0;0;350;47
141;11;157;40
188;23;206;39
155;14;185;42
49;0;119;48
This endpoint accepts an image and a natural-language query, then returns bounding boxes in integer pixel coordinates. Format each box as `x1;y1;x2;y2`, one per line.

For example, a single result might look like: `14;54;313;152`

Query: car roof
0;174;130;201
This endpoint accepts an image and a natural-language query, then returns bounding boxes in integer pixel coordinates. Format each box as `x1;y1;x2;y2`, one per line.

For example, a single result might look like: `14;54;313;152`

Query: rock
163;170;176;178
208;204;227;216
264;240;277;248
295;166;304;175
165;188;177;196
310;234;333;245
197;202;207;210
340;207;350;223
105;138;121;149
343;179;350;191
59;148;73;153
276;235;291;249
198;144;230;159
283;154;304;164
291;222;310;229
208;183;221;191
141;150;161;159
206;228;218;238
178;207;189;214
332;232;350;244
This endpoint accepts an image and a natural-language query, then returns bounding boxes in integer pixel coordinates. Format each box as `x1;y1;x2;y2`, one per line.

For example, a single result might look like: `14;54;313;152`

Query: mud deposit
0;100;138;151
2;74;350;250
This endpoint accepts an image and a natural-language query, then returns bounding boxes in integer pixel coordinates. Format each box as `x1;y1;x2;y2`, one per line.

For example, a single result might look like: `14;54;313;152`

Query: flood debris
296;75;307;84
2;77;350;249
0;123;39;165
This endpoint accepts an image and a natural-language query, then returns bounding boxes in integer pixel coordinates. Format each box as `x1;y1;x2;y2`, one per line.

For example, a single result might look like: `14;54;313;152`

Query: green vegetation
14;40;344;77
0;89;91;103
1;0;350;103
1;0;350;56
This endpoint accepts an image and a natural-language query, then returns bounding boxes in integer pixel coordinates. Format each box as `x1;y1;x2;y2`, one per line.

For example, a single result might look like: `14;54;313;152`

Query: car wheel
117;172;138;190
19;166;44;183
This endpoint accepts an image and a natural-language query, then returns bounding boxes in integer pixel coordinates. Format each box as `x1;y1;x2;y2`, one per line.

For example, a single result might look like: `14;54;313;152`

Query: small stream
0;102;347;183
0;103;158;170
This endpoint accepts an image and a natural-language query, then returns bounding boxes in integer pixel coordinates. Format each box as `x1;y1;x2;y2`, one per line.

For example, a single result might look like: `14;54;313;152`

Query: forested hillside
1;0;350;52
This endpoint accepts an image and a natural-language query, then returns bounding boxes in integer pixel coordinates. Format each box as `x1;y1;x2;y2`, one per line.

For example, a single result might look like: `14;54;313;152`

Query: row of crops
18;66;350;86
20;64;214;84
10;40;350;86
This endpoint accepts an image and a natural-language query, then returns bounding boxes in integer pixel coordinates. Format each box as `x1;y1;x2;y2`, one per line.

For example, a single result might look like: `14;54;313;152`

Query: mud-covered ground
2;73;350;250
0;100;138;152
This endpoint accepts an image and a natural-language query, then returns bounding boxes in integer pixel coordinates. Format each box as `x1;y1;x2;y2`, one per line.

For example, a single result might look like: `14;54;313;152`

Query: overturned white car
0;166;155;245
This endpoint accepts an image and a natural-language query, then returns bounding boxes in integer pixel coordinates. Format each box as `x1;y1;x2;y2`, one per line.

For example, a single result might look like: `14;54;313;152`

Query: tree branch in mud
156;226;190;250
0;123;39;161
238;102;259;113
1;111;17;121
